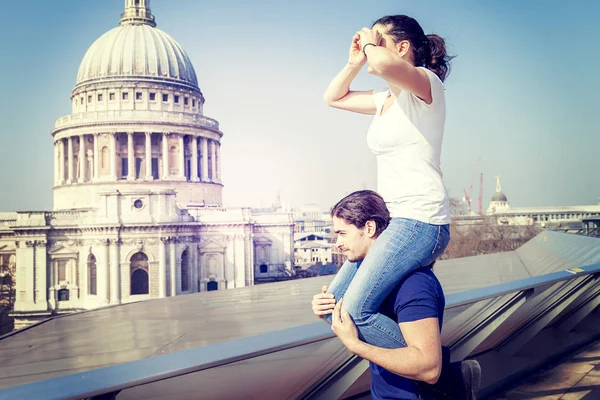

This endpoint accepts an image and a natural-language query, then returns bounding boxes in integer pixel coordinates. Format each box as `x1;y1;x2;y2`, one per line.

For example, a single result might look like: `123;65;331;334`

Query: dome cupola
52;1;222;212
491;176;508;203
486;176;510;215
120;0;156;27
491;192;508;202
75;0;199;92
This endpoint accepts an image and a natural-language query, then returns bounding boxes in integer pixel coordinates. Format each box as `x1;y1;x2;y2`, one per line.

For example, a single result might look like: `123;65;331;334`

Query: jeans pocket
432;225;450;256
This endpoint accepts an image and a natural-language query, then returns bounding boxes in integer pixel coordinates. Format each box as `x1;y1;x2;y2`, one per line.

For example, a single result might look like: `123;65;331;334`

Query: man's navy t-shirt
370;267;445;400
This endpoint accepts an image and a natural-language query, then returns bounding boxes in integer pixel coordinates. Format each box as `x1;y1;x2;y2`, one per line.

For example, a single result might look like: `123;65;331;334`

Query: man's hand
312;285;336;319
331;298;361;352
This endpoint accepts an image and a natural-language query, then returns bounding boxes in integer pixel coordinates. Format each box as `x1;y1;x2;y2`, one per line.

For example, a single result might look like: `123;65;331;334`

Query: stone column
127;132;135;181
145;132;153;180
201;137;208;182
226;240;234;289
48;257;56;310
34;240;47;309
234;235;245;288
25;241;36;305
14;241;35;310
60;139;66;184
191;137;199;182
211;140;217;182
159;238;167;297
93;133;99;181
109;239;121;304
79;135;86;183
244;232;254;286
98;239;109;305
70;258;77;295
162;133;169;179
178;134;185;179
54;142;59;186
79;249;87;306
67;137;74;183
288;230;295;270
176;251;182;294
169;239;176;296
197;246;204;292
216;142;221;183
191;241;198;292
110;133;118;180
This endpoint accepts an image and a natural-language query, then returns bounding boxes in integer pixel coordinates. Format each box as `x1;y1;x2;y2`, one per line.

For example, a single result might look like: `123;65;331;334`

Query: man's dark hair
331;190;391;237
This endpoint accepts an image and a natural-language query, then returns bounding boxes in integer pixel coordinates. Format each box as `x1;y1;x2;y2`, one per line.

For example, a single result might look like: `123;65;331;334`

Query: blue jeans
325;218;450;349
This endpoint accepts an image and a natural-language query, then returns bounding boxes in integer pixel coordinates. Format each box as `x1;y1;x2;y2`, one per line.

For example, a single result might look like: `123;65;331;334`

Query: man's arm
331;299;442;385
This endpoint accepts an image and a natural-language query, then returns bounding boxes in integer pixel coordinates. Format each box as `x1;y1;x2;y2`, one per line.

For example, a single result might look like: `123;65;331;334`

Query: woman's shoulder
408;67;445;109
417;67;444;88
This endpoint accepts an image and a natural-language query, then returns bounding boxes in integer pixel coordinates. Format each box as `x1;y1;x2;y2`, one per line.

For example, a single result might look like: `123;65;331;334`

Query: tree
441;221;541;260
450;197;466;216
0;254;16;334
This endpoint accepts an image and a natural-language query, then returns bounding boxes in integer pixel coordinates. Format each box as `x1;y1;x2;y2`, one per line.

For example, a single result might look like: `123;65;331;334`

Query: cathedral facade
0;0;294;329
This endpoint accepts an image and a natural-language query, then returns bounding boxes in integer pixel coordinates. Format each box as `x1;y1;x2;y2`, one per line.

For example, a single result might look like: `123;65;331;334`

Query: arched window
58;288;69;301
88;254;97;295
181;250;189;292
0;275;12;286
131;269;149;295
207;281;218;291
130;252;149;295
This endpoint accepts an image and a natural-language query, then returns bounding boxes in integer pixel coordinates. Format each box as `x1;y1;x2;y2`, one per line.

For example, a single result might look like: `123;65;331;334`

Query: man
311;190;481;399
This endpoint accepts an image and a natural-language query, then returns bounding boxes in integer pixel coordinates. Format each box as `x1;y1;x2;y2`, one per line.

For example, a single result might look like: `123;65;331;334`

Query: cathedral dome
75;1;198;91
491;192;508;202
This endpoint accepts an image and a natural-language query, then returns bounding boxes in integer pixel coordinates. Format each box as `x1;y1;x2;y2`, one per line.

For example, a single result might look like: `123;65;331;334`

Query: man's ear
365;220;377;238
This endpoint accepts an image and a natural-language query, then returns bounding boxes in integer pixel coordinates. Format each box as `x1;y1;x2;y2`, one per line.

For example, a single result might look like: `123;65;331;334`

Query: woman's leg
342;219;450;349
321;259;361;324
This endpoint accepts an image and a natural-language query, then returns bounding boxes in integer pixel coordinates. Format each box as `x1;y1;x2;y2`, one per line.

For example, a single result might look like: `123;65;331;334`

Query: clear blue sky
0;0;599;212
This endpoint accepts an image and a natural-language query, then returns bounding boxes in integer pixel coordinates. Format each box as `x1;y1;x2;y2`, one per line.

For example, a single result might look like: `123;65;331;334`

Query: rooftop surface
0;231;599;394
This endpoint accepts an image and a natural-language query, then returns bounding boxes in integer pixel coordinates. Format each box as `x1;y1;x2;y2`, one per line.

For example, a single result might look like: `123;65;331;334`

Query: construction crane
478;172;483;216
463;157;481;216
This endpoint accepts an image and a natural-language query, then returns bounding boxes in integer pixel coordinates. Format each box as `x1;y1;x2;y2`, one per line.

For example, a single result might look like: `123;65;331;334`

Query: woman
320;15;453;349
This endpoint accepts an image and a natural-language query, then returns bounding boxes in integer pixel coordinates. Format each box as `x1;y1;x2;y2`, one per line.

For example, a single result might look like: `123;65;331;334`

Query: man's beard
346;253;363;262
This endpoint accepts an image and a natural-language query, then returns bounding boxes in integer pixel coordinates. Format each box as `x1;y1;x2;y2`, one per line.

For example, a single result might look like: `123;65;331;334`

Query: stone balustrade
54;110;219;131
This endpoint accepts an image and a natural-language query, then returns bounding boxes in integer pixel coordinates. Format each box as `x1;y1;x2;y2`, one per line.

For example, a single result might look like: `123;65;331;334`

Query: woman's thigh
342;218;445;319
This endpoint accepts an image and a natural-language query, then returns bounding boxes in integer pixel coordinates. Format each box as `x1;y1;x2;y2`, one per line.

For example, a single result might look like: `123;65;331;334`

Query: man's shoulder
389;267;444;322
393;267;441;297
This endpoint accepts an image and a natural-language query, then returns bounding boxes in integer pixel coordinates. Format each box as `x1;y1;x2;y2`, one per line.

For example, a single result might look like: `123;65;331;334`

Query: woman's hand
348;32;366;68
358;27;382;52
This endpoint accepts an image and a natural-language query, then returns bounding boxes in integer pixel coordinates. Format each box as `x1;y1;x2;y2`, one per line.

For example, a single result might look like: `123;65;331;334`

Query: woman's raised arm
323;33;377;115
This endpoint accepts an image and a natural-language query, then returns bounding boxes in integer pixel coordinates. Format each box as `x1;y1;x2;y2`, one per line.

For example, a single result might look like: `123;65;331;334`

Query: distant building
0;1;293;329
486;176;511;215
293;204;332;234
485;177;600;227
294;233;332;268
